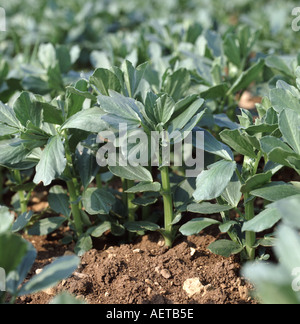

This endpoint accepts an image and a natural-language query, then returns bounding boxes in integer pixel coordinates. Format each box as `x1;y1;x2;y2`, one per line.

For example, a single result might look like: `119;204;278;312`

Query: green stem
244;192;256;260
14;170;27;214
64;132;83;236
96;174;102;189
127;180;136;223
160;166;174;248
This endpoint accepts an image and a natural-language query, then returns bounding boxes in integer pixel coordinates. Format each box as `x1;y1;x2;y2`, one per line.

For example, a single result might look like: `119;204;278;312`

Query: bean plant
0;206;79;304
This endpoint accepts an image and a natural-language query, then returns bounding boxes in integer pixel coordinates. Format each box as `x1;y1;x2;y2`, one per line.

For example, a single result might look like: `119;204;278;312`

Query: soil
16;228;257;305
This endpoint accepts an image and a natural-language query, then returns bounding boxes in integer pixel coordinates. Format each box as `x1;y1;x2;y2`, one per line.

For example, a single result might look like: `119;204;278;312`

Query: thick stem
64;132;83;236
160;166;174;248
127;180;136;222
14;170;27;214
66;178;83;236
96;174;102;189
244;193;256;260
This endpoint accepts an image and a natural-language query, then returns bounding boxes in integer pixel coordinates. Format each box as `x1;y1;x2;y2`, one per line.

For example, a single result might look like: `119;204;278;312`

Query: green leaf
122;60;148;98
38;43;56;70
265;55;294;78
132;196;158;206
48;186;71;217
221;173;242;207
109;164;153;182
66;79;90;118
228;59;264;95
224;34;241;67
33;135;66;186
168;98;204;132
126;182;161;193
0;138;30;166
242;262;300;304
76;144;100;189
90;68;122;96
220;129;256;158
270;88;300;114
0;233;29;274
125;221;160;232
50;292;87;304
19;255;80;296
241;171;273;193
153;94;175;125
187;203;232;214
61;108;107;133
66;86;97;101
82;188;115;215
74;234;93;257
279;109;300;155
193;160;237;201
13;92;43;128
208;240;243;258
275;225;300;273
39;102;64;125
163;68;191;101
27;217;66;236
12;211;34;232
200;84;229;100
0;102;21;128
89;221;111;237
196;128;233;161
180;218;221;236
0;206;14;233
6;241;37;295
260;136;295;156
270;195;300;229
242;208;281;233
251;182;300;201
98;91;141;127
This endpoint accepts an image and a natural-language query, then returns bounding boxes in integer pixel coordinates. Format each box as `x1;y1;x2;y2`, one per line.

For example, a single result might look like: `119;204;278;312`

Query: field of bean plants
0;0;300;306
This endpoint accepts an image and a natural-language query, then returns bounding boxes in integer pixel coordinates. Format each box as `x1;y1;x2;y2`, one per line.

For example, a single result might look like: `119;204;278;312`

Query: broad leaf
33;135;66;186
193;160;237;201
48;186;71;217
126;182;161;193
241;171;273;193
0;233;28;274
82;188;115;215
179;218;221;236
242;208;281;233
13;92;43;128
109;164;153;182
187;203;232;214
27;217;66;236
61;108;107;133
220;129;256;158
279;109;300;155
208;240;243;258
19;255;80;296
251;182;300;201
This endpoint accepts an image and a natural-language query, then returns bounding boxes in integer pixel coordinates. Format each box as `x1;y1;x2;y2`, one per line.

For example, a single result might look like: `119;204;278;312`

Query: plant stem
96;174;102;189
127;180;136;223
244;192;256;260
160;166;174;248
64;132;83;236
14;170;27;214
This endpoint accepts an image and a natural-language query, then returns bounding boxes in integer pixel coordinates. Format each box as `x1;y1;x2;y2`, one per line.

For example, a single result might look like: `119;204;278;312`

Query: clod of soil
17;230;257;305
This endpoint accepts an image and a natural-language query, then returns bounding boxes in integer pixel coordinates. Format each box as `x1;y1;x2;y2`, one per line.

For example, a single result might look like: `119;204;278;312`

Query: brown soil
16;229;256;305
